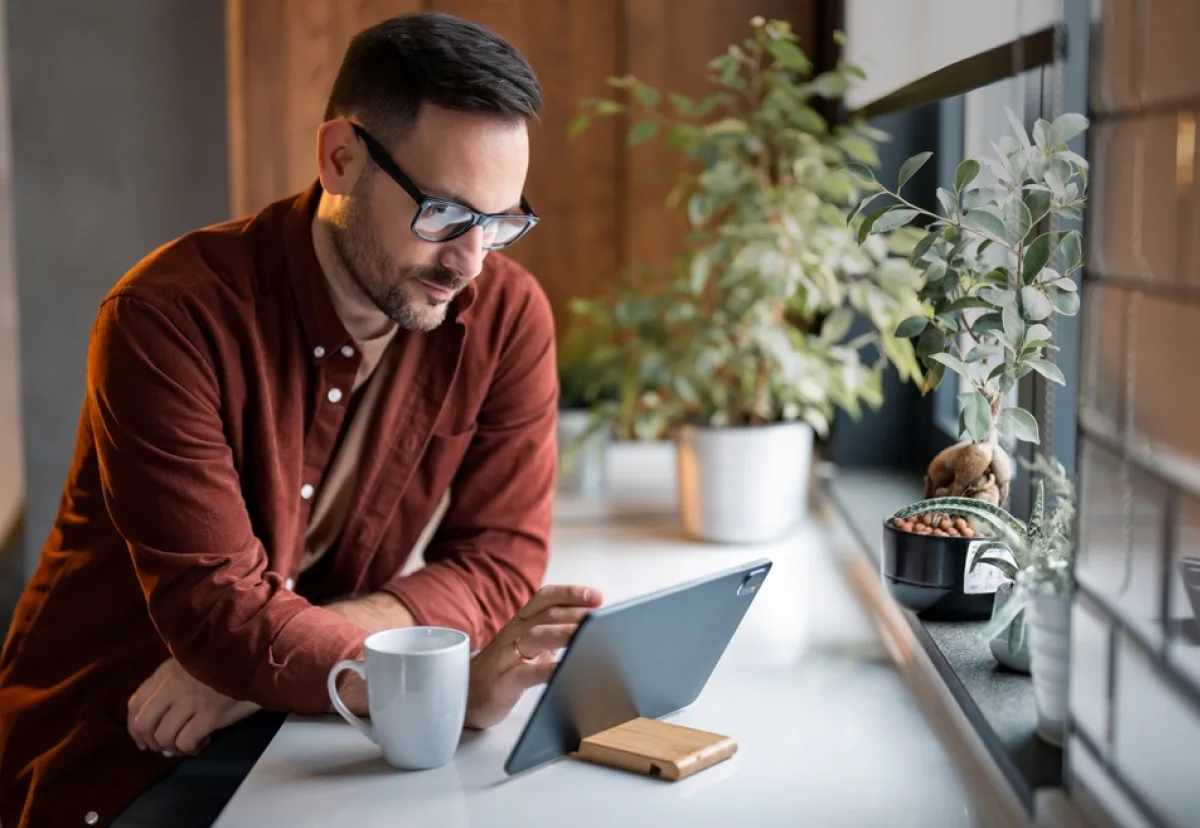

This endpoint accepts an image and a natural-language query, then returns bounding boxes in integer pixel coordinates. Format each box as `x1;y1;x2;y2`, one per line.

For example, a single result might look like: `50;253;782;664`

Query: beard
328;179;469;333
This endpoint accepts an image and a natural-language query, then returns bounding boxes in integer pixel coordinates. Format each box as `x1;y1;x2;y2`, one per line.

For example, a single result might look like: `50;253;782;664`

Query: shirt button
300;483;314;500
285;577;295;590
85;812;99;825
341;344;355;358
313;346;326;358
328;388;343;403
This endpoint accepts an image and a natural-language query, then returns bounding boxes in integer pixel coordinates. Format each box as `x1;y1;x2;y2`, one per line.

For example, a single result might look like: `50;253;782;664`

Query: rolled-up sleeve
88;294;366;714
380;282;558;647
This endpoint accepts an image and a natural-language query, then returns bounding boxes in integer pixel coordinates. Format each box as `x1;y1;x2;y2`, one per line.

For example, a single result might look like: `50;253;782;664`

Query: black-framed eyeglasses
351;123;539;251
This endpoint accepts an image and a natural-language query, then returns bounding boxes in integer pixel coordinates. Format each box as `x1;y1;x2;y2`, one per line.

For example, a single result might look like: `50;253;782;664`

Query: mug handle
327;659;375;743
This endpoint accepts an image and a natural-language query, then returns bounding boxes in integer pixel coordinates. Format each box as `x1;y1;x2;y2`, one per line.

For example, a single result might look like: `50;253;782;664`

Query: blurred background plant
565;15;927;442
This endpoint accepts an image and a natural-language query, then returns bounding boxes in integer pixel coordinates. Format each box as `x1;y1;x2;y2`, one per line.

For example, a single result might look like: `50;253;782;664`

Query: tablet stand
570;717;737;781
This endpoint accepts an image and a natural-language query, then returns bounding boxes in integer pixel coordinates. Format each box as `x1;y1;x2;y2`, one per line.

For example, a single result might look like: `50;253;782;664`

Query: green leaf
963;209;1008;240
1005;198;1033;244
973;553;1020;581
568;113;591;138
1044;168;1066;200
964;187;1005;211
1050;112;1089;147
767;39;812;71
930;353;971;378
1027;358;1066;385
915;326;946;357
937;188;958;218
871;208;919;234
1060;230;1083;271
924;258;948;283
1050;287;1081;315
1022;231;1062;285
858;206;885;243
974;312;1004;336
961;389;993;442
998;407;1040;444
1024;323;1053;346
820;306;854;343
895;316;929;338
1024;189;1053;226
894;497;1027;541
898;151;933;191
1003;303;1025;348
628;120;659;145
668;93;694;116
944;296;990;313
1032;118;1051;149
1020;286;1053;321
847;191;884;225
632;84;661;109
841;135;880;165
845;162;877;184
1005;106;1032;148
910;232;939;265
1050;277;1078;292
955;159;980;192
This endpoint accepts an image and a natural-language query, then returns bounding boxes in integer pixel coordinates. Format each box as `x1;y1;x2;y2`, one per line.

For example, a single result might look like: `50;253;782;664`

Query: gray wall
6;1;230;576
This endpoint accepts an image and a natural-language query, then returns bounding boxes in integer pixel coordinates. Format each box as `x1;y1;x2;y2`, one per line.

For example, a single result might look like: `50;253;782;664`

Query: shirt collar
281;181;478;362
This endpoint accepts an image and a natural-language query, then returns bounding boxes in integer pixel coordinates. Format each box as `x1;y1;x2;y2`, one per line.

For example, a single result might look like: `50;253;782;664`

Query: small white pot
1027;590;1072;746
557;408;607;497
675;421;813;544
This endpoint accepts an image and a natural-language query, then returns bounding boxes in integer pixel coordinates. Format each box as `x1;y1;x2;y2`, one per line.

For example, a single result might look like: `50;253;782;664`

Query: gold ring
512;637;535;663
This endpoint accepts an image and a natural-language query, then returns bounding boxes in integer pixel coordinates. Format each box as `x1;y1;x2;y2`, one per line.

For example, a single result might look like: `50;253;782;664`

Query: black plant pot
880;518;997;620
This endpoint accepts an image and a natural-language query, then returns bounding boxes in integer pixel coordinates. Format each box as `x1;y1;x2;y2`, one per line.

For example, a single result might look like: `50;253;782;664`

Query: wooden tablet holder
570;717;737;781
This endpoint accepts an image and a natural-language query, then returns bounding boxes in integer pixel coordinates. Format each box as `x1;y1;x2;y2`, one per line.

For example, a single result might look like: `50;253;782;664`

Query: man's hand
464;585;602;730
128;658;261;755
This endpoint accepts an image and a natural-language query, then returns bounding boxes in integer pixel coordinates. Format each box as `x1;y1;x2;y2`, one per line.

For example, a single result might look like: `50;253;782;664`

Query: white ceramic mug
327;627;470;770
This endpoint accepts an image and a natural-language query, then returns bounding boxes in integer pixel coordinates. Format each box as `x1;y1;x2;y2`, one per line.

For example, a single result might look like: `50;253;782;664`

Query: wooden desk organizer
571;717;737;781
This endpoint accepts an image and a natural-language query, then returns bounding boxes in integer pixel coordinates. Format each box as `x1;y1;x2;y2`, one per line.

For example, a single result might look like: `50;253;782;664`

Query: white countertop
215;445;985;827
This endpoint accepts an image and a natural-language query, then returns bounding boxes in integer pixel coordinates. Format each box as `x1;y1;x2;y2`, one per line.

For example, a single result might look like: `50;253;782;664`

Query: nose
437;225;487;282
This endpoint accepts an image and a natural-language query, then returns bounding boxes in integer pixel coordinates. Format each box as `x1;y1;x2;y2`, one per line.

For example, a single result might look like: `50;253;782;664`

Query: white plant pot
675;421;813;544
556;408;607;497
988;580;1031;673
1028;591;1072;746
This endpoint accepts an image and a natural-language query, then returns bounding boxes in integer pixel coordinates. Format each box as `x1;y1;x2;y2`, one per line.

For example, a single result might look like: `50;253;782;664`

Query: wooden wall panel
226;0;423;216
624;1;817;272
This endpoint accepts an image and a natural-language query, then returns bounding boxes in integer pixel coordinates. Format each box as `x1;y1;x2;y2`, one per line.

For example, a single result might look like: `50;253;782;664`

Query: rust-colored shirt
0;183;559;828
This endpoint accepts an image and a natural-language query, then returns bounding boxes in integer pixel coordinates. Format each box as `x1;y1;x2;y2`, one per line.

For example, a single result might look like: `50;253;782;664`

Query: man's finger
515;585;601;623
510;659;557;690
175;713;216;756
514;623;578;656
515;605;594;631
132;687;174;753
153;701;195;756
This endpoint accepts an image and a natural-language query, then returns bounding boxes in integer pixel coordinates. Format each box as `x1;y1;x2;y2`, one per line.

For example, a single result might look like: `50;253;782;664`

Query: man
0;12;601;827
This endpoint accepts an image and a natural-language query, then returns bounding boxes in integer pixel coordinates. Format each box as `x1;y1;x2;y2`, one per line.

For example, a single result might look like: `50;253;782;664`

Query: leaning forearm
324;592;416;634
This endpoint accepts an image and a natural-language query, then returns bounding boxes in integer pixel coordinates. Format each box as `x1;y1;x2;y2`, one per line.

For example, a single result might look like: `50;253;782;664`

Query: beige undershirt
300;265;398;573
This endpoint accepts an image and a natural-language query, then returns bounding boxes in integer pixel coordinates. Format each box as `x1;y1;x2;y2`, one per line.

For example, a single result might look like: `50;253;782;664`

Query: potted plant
556;313;614;497
853;109;1088;616
891;453;1076;745
570;17;926;544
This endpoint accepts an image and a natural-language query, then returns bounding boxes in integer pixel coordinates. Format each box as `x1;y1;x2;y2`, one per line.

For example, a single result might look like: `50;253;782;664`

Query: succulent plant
893;454;1076;651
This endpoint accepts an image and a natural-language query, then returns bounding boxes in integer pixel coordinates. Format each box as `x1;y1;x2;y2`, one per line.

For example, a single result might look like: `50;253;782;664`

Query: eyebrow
422;185;523;217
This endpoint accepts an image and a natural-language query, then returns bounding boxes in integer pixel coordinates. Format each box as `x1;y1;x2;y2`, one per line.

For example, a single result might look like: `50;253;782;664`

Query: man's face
328;104;530;332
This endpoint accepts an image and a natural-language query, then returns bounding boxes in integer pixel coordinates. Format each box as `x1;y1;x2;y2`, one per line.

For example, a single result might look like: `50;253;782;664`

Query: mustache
411;266;468;292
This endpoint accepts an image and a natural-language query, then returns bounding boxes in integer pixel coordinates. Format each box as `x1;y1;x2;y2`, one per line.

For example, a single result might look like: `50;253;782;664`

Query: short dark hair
324;12;541;143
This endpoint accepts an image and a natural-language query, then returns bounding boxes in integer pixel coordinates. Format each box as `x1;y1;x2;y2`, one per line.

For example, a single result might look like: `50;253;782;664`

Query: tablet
503;557;773;776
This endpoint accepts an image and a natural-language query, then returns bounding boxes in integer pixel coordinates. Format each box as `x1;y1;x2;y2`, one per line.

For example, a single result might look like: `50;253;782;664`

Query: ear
316;119;367;197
